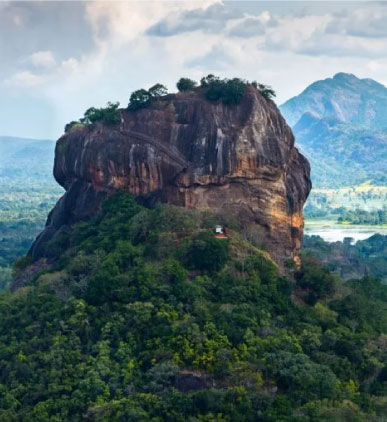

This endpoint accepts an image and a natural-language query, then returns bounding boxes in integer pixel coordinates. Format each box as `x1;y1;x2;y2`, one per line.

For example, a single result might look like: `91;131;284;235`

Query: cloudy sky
1;0;387;139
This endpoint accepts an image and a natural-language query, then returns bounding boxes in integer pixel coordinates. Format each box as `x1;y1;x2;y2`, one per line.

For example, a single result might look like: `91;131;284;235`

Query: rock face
30;86;311;265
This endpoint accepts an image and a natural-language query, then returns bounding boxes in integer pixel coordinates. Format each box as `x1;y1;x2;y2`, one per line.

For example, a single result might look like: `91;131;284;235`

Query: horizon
2;0;387;139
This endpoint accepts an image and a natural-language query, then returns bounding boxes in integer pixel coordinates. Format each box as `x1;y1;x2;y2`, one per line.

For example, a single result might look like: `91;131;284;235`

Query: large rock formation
30;86;311;265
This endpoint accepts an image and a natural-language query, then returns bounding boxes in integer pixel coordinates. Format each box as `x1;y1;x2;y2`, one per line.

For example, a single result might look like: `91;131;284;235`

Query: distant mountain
280;73;387;187
0;136;62;285
0;136;55;179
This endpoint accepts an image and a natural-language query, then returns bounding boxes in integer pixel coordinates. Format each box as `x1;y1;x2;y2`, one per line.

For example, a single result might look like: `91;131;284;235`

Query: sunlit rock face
30;86;311;265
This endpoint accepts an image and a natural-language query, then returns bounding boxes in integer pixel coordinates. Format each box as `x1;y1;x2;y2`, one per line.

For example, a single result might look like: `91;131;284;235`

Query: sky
1;0;387;139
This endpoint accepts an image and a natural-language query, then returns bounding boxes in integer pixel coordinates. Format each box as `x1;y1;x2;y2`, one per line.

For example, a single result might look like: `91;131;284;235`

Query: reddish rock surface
30;86;311;265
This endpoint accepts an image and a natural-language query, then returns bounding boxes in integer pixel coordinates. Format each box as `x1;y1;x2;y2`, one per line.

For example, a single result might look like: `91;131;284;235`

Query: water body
305;222;387;243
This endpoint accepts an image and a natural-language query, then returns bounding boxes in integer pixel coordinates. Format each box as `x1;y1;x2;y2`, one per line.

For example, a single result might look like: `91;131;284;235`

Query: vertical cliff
30;85;311;265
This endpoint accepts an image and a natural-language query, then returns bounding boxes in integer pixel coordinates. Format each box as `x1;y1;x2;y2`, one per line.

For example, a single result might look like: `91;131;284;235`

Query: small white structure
215;225;224;234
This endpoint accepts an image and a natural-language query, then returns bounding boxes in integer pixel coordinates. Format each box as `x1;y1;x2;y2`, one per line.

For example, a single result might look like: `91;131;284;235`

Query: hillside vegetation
304;182;387;220
1;193;386;421
65;75;275;131
303;234;387;282
0;137;62;289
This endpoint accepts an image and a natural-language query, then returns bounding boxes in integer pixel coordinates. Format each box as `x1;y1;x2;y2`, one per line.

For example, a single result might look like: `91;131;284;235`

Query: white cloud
4;71;44;87
264;14;331;52
60;57;80;73
85;1;218;46
146;2;239;37
30;50;56;68
228;17;266;38
327;7;387;38
3;0;387;139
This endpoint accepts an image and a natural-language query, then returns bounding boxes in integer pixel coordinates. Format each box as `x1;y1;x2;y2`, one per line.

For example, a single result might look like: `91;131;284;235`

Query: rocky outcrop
30;86;311;265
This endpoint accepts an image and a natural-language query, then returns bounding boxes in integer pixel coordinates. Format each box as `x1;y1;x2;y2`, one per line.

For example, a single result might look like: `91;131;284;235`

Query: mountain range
0;136;55;181
280;73;387;187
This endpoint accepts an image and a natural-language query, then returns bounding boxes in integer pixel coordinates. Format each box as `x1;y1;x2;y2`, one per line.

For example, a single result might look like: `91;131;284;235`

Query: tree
80;102;120;125
128;89;152;111
128;85;167;111
64;121;81;133
181;231;229;273
177;78;197;92
100;102;121;125
64;102;120;132
295;255;337;304
200;75;248;105
222;78;247;105
201;75;224;101
200;74;219;87
81;107;102;124
254;83;276;100
265;351;338;404
148;83;168;98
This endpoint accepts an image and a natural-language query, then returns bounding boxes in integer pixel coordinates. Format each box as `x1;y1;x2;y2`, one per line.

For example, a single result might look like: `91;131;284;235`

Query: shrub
64;121;80;133
252;82;276;100
176;77;197;92
200;75;247;105
148;83;168;98
12;256;33;276
81;102;120;125
180;231;229;273
64;102;120;132
125;76;274;112
264;351;338;404
128;84;168;111
200;74;219;87
200;75;224;101
222;78;247;105
295;255;337;304
128;89;152;111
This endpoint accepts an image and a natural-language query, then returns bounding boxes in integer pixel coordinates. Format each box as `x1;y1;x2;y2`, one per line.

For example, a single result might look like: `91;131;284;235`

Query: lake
304;220;387;243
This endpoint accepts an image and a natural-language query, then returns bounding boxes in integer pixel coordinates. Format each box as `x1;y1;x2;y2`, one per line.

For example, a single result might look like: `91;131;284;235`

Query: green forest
0;137;62;289
303;234;387;283
304;185;387;223
337;209;387;226
1;192;386;421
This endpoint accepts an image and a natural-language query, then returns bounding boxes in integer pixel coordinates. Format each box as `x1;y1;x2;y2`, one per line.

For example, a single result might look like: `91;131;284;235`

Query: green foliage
80;102;121;125
12;255;33;276
1;193;386;421
64;102;121;132
180;232;229;273
128;84;168;111
0;138;62;290
295;255;338;304
199;75;276;105
303;233;387;283
177;77;197;92
148;83;168;98
64;120;79;132
253;82;276;100
200;75;247;105
330;276;387;334
338;207;387;225
264;352;338;404
128;89;151;111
